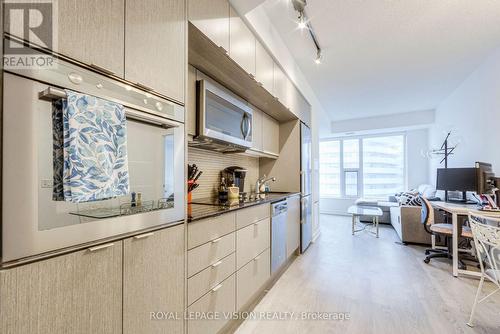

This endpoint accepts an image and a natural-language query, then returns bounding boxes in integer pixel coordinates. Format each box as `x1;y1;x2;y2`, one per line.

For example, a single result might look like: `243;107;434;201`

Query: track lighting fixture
291;0;323;64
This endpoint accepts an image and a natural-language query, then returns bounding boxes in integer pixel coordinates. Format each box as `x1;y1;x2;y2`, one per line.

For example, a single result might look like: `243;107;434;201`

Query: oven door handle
38;86;180;128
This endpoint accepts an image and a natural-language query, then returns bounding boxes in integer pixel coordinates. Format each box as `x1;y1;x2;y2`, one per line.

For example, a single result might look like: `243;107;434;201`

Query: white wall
407;128;430;189
429;46;500;184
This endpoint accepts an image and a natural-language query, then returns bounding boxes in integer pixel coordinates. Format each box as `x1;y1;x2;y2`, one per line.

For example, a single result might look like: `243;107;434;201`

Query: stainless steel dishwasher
271;200;288;274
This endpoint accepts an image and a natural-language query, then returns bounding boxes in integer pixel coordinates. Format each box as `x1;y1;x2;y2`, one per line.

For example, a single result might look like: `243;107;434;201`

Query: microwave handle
241;113;251;140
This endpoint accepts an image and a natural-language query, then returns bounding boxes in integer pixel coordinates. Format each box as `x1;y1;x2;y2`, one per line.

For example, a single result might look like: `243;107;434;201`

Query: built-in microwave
194;79;252;152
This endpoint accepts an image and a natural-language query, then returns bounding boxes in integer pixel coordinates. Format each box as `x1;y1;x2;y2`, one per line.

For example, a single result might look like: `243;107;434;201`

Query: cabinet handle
135;82;155;92
88;243;115;252
134;232;155;240
211;260;223;268
211;283;223;293
211;237;222;244
90;63;115;76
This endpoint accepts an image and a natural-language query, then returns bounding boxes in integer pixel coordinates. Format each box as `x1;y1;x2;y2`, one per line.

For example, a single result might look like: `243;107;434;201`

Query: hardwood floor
235;214;500;334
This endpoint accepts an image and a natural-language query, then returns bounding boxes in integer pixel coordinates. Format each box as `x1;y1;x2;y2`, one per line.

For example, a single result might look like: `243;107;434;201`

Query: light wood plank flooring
235;214;500;334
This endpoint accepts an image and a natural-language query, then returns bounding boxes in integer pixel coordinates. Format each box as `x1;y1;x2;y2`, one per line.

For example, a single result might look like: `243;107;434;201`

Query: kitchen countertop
187;192;300;222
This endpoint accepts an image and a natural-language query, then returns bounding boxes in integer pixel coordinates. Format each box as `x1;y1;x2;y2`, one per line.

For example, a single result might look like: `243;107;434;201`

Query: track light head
315;50;322;64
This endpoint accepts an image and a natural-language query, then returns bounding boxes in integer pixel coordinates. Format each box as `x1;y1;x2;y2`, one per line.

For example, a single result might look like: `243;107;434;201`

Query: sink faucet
255;175;276;194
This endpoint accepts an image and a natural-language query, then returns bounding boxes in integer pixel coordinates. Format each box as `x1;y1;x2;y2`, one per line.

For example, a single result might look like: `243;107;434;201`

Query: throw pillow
397;192;422;206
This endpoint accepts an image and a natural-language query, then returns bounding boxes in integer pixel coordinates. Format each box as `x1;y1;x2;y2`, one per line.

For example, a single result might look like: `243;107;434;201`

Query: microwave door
197;80;252;148
2;73;185;263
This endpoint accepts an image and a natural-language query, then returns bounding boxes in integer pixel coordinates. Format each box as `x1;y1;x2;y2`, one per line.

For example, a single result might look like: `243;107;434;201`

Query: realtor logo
3;0;57;69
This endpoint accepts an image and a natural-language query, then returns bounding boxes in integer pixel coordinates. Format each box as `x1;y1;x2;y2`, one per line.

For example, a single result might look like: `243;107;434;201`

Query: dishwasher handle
272;200;288;216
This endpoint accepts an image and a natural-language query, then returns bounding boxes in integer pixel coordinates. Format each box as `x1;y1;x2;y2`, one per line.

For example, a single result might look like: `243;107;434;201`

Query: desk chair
467;214;500;327
421;197;473;266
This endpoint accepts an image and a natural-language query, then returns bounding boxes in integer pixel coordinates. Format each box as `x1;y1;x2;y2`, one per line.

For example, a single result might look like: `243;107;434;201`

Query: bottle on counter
131;192;136;207
218;177;228;202
137;192;142;207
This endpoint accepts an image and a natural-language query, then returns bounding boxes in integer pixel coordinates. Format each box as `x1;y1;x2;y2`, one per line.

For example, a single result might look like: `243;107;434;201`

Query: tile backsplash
188;148;259;200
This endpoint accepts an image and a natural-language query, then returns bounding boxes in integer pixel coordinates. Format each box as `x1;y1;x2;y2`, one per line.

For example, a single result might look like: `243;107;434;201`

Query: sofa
355;184;438;244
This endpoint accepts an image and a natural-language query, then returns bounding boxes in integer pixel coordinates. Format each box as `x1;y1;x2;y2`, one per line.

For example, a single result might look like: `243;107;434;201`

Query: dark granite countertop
187;192;300;222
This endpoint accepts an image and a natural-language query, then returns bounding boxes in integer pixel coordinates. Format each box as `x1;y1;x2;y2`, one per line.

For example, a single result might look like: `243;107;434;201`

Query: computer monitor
475;162;495;194
436;168;478;202
436;168;478;193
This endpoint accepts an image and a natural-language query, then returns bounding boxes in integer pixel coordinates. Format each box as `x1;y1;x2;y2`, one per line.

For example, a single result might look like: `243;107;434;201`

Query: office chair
467;214;500;327
421;197;473;266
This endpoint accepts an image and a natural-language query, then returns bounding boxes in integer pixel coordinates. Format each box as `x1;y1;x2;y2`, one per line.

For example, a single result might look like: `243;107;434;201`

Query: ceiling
259;0;500;121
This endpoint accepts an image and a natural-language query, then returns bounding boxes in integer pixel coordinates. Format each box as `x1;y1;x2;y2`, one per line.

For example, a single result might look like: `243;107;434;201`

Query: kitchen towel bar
38;86;181;129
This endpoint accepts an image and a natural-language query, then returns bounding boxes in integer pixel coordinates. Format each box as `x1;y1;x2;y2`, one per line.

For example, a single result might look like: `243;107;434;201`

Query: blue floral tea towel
53;90;130;203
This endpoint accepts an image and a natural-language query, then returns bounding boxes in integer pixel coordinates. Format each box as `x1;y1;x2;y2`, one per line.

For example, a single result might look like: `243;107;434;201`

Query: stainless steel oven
195;79;252;151
2;56;185;263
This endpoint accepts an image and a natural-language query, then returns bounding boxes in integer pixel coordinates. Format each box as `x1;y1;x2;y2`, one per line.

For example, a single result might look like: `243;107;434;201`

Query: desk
431;201;500;277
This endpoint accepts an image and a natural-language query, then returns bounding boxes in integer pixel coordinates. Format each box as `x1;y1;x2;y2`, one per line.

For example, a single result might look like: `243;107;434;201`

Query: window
319;140;341;197
320;134;406;199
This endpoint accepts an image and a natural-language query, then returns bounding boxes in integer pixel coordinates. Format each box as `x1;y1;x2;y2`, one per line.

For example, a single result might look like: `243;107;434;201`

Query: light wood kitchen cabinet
236;217;270;270
125;0;185;102
188;212;236;249
187;274;236;334
255;41;274;94
188;232;235;277
251;106;263;152
286;195;301;258
188;0;230;52
188;252;236;306
273;64;287;105
236;248;270;311
187;65;198;137
0;242;122;334
123;225;185;334
235;202;269;230
229;6;256;76
5;0;125;76
284;77;296;112
262;112;280;156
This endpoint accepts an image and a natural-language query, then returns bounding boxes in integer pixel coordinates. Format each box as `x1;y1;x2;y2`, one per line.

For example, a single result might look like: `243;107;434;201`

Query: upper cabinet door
262;112;280;156
255;41;274;94
284;77;296;111
5;0;125;76
273;64;287;105
188;0;230;52
229;6;256;76
125;0;186;103
251;106;263;152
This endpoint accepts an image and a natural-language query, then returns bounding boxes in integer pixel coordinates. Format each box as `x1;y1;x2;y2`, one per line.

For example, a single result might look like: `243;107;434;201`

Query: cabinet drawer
236;218;270;269
187;274;236;334
188;213;236;249
188;252;236;306
236;248;270;311
188;232;235;277
236;204;270;230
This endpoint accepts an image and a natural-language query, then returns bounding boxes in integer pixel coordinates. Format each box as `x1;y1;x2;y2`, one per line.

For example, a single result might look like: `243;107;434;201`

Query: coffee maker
222;166;248;194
